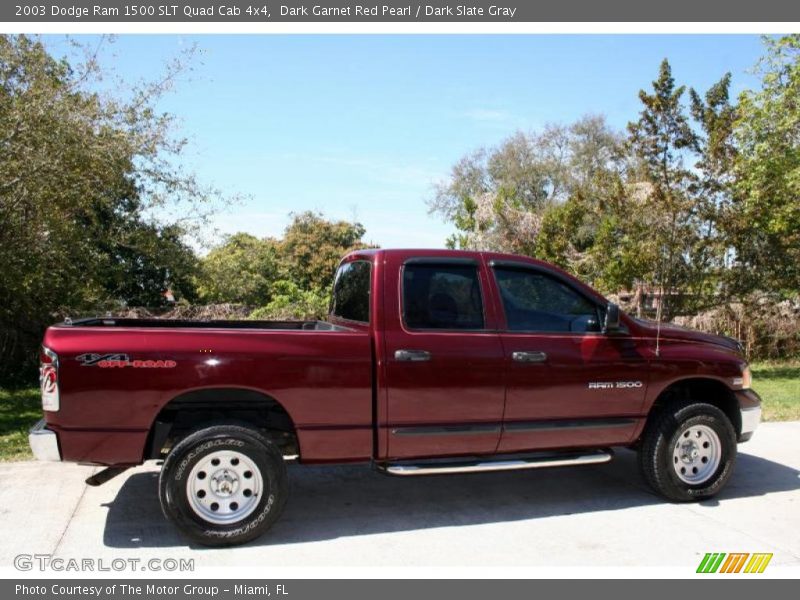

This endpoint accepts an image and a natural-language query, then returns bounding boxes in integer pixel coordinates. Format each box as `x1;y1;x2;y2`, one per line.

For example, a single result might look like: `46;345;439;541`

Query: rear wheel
159;425;288;547
638;401;737;502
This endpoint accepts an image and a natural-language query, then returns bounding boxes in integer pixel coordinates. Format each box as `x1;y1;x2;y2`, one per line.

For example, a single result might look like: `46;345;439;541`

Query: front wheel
159;425;288;547
638;401;737;502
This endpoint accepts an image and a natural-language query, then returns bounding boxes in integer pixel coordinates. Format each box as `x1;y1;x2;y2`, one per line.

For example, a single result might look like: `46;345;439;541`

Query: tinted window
493;267;600;333
331;261;371;323
403;264;485;330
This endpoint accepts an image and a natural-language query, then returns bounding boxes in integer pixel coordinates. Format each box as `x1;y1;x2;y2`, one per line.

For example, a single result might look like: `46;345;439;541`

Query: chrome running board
378;449;613;476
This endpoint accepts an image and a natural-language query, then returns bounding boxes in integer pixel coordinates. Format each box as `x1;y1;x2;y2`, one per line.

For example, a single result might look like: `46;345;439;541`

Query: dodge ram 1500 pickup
29;249;761;546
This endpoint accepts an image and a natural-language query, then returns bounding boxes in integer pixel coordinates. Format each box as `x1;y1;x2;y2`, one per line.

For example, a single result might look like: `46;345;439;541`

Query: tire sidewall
659;405;737;500
160;427;287;546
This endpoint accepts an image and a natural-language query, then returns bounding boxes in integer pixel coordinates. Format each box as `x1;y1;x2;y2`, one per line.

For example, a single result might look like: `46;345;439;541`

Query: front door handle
512;350;548;363
394;349;431;362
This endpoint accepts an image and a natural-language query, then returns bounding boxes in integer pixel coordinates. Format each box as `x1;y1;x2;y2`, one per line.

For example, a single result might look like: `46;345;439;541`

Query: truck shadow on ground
101;449;800;549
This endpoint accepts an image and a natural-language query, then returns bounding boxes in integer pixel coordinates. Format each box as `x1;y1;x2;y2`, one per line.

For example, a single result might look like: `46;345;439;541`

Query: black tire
638;401;737;502
159;425;288;547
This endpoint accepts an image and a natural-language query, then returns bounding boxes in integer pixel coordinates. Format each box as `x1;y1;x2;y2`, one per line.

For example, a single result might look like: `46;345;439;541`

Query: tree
689;72;738;302
429;116;623;254
0;35;220;381
626;58;701;318
194;212;372;315
196;233;279;305
533;118;638;291
729;35;800;297
279;211;370;292
536;171;656;303
94;219;199;308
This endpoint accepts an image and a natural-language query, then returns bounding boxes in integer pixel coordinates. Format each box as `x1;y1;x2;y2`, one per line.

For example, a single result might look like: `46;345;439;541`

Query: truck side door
488;261;649;453
381;254;506;460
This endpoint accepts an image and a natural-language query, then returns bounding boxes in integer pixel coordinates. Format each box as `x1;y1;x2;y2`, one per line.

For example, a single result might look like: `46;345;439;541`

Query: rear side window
403;263;485;330
331;261;371;323
493;267;601;333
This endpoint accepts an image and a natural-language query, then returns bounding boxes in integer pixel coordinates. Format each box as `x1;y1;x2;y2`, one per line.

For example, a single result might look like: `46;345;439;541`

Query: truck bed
42;316;374;465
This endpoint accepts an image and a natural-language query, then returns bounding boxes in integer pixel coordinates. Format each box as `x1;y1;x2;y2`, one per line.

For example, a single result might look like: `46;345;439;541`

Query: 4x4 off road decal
76;353;177;369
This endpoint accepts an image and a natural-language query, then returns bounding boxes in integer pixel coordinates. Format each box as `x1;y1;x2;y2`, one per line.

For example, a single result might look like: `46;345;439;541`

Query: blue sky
47;35;766;249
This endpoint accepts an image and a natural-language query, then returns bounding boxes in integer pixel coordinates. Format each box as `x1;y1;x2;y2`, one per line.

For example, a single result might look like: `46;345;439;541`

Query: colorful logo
697;552;773;573
76;353;176;369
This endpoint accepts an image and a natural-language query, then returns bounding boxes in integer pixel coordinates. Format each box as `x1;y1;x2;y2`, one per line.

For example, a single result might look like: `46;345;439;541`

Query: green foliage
91;216;199;308
0;386;42;461
751;361;800;421
249;280;329;321
730;35;800;297
688;73;738;302
625;59;703;317
535;198;586;269
279;211;370;291
429;116;625;255
196;233;279;305
0;35;218;382
195;212;371;314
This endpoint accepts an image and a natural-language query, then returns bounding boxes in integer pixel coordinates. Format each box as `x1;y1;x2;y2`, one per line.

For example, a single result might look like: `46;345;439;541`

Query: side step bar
377;449;613;476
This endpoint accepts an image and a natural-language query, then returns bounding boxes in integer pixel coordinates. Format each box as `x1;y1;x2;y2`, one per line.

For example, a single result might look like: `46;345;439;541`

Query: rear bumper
736;389;762;443
29;419;61;461
34;424;148;465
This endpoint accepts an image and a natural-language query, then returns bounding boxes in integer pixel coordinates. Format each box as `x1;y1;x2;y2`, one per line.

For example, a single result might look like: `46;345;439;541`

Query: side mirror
604;302;621;333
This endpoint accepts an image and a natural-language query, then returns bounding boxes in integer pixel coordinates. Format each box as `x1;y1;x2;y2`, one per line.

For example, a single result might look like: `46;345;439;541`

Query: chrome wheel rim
672;424;721;485
187;450;262;524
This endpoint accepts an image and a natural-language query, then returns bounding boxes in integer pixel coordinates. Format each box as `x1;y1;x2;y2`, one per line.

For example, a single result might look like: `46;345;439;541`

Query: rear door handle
394;349;432;362
512;351;548;363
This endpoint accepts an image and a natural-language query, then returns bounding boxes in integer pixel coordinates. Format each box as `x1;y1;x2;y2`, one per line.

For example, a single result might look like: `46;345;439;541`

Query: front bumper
736;389;762;443
29;419;61;461
739;406;762;442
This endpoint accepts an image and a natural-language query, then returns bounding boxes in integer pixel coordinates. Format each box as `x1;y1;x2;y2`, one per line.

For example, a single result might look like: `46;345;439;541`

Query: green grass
751;360;800;421
0;361;798;462
0;387;42;461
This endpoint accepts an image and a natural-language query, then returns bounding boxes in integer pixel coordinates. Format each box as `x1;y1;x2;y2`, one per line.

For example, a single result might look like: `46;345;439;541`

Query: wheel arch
644;377;741;438
144;387;299;461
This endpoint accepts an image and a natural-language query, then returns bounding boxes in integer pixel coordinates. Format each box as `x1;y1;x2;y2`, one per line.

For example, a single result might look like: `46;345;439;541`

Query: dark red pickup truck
30;249;761;546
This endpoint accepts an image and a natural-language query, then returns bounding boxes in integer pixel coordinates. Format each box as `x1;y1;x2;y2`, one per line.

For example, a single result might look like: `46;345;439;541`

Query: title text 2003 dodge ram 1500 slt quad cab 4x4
29;249;761;546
